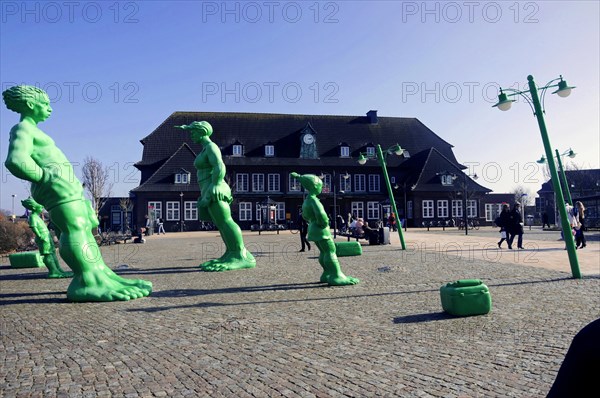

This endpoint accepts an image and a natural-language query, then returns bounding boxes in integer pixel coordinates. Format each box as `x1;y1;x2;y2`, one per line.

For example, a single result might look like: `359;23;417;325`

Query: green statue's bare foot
201;250;256;272
48;271;74;279
67;270;152;302
327;274;360;286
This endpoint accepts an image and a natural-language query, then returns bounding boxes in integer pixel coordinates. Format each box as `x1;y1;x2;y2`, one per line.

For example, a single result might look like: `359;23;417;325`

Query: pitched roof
410;148;491;193
537;169;600;194
135;111;459;169
132;143;198;192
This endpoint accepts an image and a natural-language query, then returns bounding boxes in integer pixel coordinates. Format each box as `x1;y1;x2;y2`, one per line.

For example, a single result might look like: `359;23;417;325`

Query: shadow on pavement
0;291;67;305
127;286;439;313
393;312;454;324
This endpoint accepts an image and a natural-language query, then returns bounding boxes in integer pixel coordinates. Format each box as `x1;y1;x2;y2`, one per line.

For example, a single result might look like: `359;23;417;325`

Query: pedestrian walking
508;203;524;250
542;212;551;229
575;201;586;249
157;218;166;234
496;204;511;248
298;210;311;252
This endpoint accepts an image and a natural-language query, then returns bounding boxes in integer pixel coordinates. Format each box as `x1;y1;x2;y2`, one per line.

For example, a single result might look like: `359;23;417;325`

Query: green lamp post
358;144;407;250
537;148;577;209
493;75;580;279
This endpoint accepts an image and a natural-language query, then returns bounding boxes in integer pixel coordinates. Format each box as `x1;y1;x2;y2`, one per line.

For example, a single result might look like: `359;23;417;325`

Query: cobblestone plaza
2;228;599;397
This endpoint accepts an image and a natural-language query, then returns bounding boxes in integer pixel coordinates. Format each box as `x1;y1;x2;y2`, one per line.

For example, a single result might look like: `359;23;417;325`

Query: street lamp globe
552;78;575;98
493;91;514;111
357;154;368;165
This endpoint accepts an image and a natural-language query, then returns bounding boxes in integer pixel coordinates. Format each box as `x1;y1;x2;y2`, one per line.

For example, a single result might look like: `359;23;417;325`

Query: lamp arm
501;88;536;116
538;77;563;115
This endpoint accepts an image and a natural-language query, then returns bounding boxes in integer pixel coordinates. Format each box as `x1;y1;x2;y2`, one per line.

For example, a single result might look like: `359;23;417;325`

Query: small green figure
291;172;359;286
3;85;152;301
21;197;73;278
176;121;256;272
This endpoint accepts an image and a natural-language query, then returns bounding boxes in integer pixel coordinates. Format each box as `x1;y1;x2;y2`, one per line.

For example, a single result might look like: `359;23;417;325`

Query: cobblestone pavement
1;230;599;397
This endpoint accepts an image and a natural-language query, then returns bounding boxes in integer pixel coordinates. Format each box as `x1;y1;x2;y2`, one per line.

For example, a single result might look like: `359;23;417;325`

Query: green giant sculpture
291;172;359;286
3;85;152;301
176;121;256;272
21;197;73;278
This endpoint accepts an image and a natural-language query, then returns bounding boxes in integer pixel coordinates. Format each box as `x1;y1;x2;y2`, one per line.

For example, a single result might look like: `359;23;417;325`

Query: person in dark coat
575;201;586;249
547;318;600;397
508;203;524;249
298;210;311;252
497;204;511;249
542;212;550;229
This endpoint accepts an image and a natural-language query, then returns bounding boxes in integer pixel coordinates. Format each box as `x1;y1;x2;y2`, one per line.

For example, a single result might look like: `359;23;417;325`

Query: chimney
367;110;378;124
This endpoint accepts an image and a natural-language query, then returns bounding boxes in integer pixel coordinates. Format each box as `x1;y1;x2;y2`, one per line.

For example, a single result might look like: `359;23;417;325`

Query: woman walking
497;204;511;248
575;201;587;249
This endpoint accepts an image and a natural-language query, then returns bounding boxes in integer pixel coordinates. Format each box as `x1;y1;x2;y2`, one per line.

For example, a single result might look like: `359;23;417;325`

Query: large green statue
3;85;152;301
291;172;359;286
176;121;256;272
21;197;73;279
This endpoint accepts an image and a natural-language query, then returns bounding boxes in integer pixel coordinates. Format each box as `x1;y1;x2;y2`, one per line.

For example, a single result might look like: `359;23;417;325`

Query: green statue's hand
291;172;300;179
210;182;230;202
174;125;187;130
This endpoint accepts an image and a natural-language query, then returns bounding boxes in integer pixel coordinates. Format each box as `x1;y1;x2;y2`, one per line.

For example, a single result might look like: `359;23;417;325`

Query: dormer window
233;144;243;156
265;144;274;157
340;146;350;157
441;175;455;186
366;146;376;158
175;172;190;184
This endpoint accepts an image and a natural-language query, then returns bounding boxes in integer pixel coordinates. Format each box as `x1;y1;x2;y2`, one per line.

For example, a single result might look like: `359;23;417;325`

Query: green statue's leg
50;201;152;302
44;252;73;278
315;239;359;286
200;201;256;272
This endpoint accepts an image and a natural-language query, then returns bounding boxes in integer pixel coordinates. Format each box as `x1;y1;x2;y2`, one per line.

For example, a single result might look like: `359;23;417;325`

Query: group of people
497;201;587;250
496;203;525;249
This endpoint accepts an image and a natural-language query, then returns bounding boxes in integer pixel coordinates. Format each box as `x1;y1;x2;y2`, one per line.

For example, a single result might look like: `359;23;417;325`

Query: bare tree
511;185;532;205
119;198;134;233
81;156;113;216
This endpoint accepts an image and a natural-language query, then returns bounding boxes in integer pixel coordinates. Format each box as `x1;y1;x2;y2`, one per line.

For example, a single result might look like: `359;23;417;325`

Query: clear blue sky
1;1;599;215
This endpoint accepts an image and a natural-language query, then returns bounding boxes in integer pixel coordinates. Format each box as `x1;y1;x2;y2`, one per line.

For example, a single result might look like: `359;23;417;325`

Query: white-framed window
166;201;180;221
289;173;302;192
440;175;455;186
368;174;380;192
255;203;262;221
351;202;364;219
407;201;413;219
148;201;162;220
485;204;503;221
452;200;463;218
233;144;243;156
236;173;249;192
321;174;331;193
175;173;189;184
276;202;285;221
265;145;274;157
366;147;376;157
367;201;380;220
340;146;350;157
437;200;449;218
467;200;478;218
422;200;434;218
340;174;351;192
267;174;280;192
239;202;252;221
184;201;197;221
252;174;264;192
354;174;366;192
111;210;121;225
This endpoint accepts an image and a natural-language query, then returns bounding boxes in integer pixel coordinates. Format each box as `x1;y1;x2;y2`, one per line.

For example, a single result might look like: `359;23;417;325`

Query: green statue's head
3;85;52;122
291;172;323;195
21;197;44;213
175;121;213;143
